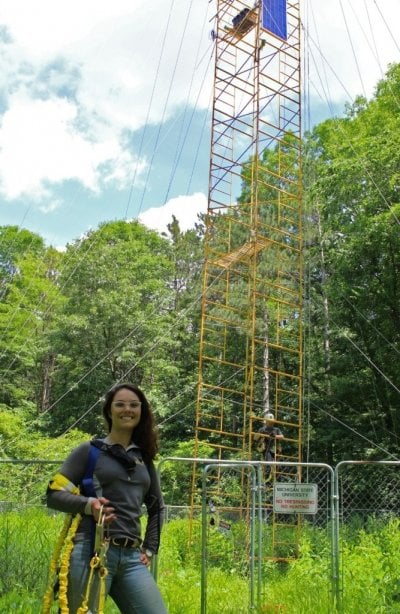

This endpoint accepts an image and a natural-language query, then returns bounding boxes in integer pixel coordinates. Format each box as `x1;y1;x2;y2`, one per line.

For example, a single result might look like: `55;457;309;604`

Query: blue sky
0;0;399;248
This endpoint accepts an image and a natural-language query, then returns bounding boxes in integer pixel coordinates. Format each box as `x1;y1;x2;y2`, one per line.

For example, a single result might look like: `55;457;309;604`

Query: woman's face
109;387;142;432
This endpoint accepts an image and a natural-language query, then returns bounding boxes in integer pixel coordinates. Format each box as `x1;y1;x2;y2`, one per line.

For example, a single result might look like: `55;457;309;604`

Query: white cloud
38;198;62;214
0;0;213;128
0;0;213;207
0;93;142;199
0;0;399;226
139;192;207;235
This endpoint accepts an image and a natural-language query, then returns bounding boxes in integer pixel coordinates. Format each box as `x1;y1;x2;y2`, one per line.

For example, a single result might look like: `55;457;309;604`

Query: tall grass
0;509;400;612
0;507;61;612
340;518;400;614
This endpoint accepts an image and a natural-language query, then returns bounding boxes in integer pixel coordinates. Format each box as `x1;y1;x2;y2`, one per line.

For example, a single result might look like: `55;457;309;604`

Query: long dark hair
102;383;158;462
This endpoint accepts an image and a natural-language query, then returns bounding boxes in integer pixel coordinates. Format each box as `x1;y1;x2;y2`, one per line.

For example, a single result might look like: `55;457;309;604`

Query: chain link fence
335;461;400;613
0;460;61;611
157;458;335;613
1;458;400;612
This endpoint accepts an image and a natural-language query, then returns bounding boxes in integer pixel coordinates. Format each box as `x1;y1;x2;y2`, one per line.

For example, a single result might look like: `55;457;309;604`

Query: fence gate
158;457;335;613
4;457;399;612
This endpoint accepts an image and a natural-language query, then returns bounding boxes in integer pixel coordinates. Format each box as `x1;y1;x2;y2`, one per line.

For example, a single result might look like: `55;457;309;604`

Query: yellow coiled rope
58;513;82;613
42;474;109;613
42;512;81;613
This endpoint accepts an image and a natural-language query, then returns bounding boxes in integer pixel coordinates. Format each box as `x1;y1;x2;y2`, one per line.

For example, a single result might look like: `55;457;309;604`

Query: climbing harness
77;505;109;614
42;443;107;614
42;508;110;614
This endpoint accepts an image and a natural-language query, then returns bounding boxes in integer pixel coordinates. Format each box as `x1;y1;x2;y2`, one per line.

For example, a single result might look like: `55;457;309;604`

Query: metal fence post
333;463;341;612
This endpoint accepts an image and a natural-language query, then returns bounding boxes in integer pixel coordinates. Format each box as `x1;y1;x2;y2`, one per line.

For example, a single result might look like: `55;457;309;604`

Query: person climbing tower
254;412;284;482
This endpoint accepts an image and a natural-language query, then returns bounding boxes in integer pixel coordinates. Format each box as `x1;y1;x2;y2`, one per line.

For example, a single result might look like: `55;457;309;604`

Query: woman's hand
90;497;116;523
140;550;152;566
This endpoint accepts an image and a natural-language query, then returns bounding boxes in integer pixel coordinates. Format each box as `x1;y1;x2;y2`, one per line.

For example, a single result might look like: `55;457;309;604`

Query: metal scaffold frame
192;0;303;560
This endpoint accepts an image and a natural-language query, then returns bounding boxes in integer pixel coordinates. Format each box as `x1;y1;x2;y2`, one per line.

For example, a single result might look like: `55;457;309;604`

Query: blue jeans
67;540;167;614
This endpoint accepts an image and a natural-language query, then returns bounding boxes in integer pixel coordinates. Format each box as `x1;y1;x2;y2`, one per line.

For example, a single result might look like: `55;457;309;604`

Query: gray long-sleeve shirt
46;439;165;554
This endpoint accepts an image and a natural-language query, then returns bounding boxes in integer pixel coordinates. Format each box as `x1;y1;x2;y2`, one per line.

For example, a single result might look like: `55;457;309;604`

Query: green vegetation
0;57;399;614
0;217;202;443
1;509;400;613
303;64;400;463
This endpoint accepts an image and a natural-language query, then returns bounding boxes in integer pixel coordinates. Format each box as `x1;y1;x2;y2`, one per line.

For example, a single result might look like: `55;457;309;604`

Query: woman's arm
46;442;93;515
142;461;166;554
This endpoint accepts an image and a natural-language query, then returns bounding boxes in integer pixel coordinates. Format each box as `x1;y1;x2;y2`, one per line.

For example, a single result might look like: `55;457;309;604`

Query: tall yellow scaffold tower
193;0;302;559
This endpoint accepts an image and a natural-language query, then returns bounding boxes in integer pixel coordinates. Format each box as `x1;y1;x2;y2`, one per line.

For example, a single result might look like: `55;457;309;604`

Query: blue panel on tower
262;0;287;40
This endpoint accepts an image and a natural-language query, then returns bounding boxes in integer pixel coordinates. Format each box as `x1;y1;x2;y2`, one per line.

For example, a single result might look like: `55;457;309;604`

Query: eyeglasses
112;401;142;409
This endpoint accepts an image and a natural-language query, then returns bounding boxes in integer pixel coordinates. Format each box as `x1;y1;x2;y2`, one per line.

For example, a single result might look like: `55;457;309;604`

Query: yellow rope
43;474;110;613
98;564;108;614
42;513;73;614
58;514;82;613
76;552;109;614
77;506;109;614
76;555;98;614
43;507;109;613
43;473;82;612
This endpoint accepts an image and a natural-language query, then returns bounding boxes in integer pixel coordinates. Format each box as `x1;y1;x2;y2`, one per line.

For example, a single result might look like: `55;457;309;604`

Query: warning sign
273;483;318;514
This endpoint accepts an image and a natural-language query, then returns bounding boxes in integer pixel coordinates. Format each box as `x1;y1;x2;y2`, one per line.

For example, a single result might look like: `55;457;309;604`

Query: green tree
45;220;175;433
156;216;204;447
0;226;45;297
0;237;64;415
304;63;400;461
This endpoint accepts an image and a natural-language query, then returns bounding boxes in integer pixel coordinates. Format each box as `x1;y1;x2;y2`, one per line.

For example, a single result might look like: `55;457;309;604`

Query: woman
46;383;168;614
